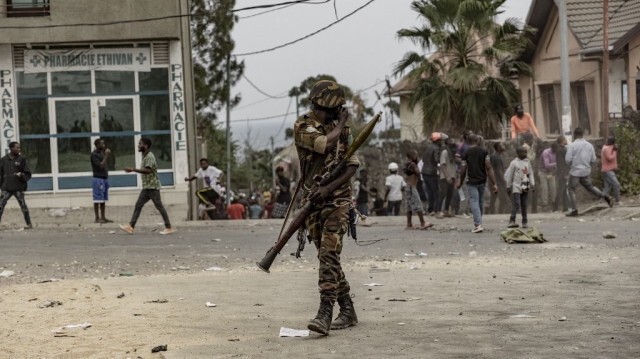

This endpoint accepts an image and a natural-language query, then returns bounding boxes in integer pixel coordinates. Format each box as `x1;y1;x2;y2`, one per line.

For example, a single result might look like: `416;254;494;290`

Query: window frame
6;0;50;17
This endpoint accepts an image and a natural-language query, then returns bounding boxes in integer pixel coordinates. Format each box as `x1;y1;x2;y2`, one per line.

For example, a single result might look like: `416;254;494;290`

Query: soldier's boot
331;294;358;330
307;298;334;335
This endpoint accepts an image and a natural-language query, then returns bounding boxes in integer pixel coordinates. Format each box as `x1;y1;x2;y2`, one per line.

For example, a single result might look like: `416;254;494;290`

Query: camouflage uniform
294;110;359;301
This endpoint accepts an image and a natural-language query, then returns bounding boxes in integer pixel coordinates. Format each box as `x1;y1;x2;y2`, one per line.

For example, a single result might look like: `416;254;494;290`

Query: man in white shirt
185;158;224;206
384;162;406;216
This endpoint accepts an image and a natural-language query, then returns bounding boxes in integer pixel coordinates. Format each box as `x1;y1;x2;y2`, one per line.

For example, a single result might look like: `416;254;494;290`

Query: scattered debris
363;283;383;287
397;322;406;325
410;264;420;270
558;316;567;321
448;252;461;256
228;338;240;342
468;251;478;257
279;327;309;337
117;293;125;299
602;232;616;239
509;314;536;318
108;231;116;234
119;272;134;277
369;268;390;273
151;345;167;353
0;270;15;278
577;219;586;223
254;303;264;306
48;208;68;217
204;267;223;271
53;322;91;334
173;266;190;271
38;279;58;283
212;238;221;242
205;302;217;307
500;227;547;244
404;253;417;257
39;300;63;308
388;297;422;302
145;299;168;304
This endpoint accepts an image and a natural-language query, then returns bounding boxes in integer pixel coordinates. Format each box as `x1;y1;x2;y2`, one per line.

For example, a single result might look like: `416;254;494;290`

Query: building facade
0;0;197;211
518;0;640;138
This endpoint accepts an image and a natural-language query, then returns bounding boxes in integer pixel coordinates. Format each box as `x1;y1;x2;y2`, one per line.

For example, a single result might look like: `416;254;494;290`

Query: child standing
506;146;536;228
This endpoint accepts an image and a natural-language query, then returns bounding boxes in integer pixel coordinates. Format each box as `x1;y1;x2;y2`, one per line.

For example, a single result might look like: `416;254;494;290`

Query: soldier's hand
309;186;330;204
338;107;349;124
124;167;134;173
105;148;111;156
492;184;498;194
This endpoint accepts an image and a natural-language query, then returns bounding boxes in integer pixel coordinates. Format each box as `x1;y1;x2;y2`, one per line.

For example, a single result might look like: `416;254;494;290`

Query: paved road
1;209;639;358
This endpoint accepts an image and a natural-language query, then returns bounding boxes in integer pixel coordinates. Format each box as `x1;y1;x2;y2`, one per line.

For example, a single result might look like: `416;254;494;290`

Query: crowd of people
348;105;621;233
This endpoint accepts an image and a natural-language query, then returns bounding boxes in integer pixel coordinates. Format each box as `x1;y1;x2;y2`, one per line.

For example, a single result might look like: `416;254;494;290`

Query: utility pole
245;124;254;194
559;0;573;143
270;136;276;190
603;0;610;138
225;54;232;206
385;77;394;130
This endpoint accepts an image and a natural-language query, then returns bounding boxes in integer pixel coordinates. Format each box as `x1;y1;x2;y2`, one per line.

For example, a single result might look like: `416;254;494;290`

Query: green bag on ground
499;227;547;244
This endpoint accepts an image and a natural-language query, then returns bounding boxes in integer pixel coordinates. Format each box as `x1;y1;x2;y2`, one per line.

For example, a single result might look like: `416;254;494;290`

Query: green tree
394;0;535;137
191;0;244;189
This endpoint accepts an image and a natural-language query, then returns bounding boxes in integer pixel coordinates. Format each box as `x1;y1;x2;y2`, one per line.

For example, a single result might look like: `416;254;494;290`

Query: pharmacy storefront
0;43;189;196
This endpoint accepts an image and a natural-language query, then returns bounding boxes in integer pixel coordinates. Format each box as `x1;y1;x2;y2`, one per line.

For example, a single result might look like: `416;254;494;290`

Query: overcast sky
225;0;533;151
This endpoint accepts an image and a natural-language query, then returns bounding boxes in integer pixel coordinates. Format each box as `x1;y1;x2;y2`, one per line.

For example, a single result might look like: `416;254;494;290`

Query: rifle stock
256;112;382;273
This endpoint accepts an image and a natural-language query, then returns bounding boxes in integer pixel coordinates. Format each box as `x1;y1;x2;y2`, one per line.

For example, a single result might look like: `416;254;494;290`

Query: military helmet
308;80;346;109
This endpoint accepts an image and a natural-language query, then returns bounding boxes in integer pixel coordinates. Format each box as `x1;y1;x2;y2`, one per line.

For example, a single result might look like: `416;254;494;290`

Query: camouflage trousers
306;202;351;301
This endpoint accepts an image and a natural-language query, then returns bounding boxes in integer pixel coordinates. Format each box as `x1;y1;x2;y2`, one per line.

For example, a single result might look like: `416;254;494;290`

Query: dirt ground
1;208;640;358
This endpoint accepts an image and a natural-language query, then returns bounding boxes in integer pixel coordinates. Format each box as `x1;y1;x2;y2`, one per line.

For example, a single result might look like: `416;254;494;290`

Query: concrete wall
398;97;425;142
627;36;640;110
0;0;183;43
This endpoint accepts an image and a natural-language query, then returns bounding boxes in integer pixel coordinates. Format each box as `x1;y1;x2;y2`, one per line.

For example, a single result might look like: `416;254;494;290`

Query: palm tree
394;0;535;137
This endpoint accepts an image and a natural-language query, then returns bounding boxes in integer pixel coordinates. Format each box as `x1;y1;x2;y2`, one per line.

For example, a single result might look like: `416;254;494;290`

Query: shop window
95;71;135;94
51;71;91;95
145;135;172;170
55;100;92;173
140;95;170;130
7;0;50;17
18;98;51;174
99;99;136;171
16;72;47;96
139;68;169;92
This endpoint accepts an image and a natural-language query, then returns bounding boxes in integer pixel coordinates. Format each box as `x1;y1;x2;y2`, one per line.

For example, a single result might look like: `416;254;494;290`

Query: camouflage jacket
294;111;360;205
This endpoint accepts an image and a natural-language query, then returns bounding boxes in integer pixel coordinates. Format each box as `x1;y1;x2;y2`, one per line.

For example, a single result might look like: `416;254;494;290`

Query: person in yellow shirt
511;104;540;140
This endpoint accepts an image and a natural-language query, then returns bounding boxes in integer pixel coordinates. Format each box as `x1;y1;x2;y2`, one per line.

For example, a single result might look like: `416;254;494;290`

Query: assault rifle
256;112;382;273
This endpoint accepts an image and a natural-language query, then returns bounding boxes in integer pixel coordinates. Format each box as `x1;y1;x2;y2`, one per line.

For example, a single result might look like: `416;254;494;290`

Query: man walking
91;139;112;223
119;138;174;234
355;169;371;216
539;143;557;211
457;134;498;233
601;136;621;206
489;142;509;214
404;150;433;230
565;128;613;216
293;80;359;335
554;136;569;212
422;132;442;215
0;142;32;229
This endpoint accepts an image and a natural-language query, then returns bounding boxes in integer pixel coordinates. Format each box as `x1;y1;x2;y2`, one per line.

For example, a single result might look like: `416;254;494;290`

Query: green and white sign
24;48;151;73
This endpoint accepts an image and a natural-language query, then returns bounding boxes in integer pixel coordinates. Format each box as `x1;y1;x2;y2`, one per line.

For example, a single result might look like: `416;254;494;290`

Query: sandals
419;223;434;230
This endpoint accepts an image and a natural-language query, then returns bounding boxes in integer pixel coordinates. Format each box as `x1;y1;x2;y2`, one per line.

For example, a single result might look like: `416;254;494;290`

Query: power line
242;74;289;99
238;0;331;19
234;0;377;57
229;111;297;123
0;0;325;29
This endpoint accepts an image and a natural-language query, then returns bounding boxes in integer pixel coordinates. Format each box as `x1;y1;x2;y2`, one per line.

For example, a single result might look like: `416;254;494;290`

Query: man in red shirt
601;136;621;205
225;197;246;219
511;104;540;140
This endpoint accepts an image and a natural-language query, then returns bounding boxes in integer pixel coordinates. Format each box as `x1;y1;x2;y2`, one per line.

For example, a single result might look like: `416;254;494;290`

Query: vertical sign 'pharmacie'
0;45;17;155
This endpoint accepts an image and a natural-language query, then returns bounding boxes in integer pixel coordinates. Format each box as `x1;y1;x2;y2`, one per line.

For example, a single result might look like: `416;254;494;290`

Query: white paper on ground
279;327;309;337
53;322;92;333
205;302;217;307
363;283;383;286
509;314;536;318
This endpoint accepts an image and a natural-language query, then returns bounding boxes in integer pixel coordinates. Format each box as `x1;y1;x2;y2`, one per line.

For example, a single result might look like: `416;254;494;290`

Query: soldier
294;80;359;335
0;142;33;229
